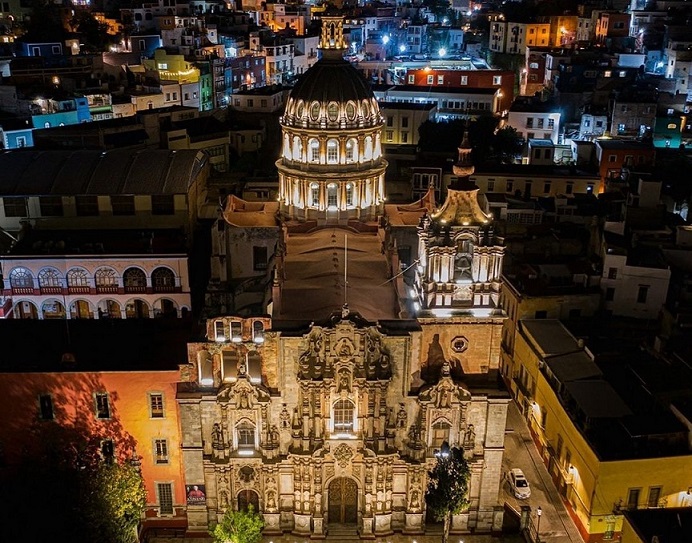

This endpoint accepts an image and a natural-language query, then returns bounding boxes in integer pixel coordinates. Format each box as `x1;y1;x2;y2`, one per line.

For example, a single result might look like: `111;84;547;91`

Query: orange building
594;139;656;187
0;319;191;535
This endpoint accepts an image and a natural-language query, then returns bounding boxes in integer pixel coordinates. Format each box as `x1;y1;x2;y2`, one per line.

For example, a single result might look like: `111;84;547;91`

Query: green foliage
492;126;524;163
211;505;265;543
80;459;148;543
425;444;470;543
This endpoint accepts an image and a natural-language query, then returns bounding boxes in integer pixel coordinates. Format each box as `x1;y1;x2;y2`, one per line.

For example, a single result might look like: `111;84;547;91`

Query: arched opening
430;419;451;450
125;299;150;318
66;268;89;289
310;183;320;208
9;267;34;291
42;299;65;319
328;477;357;525
95;267;118;291
345;138;357;163
38;268;62;289
292;136;302;161
13;300;38;319
154;298;178;318
98;299;121;319
237;489;259;512
327;183;338;209
326;138;338;164
151;267;176;292
236;420;256;451
123;267;147;292
345;183;354;207
70;300;93;319
309;138;320;163
333;399;355;434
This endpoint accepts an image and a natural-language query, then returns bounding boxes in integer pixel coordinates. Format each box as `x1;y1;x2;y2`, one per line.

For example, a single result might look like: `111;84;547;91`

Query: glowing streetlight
399;44;406;53
438;47;446;57
382;35;390;45
536;506;542;543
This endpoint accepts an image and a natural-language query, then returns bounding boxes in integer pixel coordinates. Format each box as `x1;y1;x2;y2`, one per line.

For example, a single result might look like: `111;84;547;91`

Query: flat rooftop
275;228;399;322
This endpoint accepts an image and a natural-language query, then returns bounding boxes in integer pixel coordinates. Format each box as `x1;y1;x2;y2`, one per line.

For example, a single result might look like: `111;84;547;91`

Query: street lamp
536;506;542;543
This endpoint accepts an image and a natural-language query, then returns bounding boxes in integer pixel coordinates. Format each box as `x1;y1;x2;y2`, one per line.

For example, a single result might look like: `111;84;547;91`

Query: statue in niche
212;423;224;450
464;424;476;449
266;490;277;511
299;333;322;378
338;369;351;392
409;489;420;510
280;404;291;428
270;425;280;446
219;490;229;509
438;387;452;408
407;424;422;446
335;337;353;357
239;388;250;409
396;404;407;429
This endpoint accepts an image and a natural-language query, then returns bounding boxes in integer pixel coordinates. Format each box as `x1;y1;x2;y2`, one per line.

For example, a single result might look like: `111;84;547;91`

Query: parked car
508;468;531;499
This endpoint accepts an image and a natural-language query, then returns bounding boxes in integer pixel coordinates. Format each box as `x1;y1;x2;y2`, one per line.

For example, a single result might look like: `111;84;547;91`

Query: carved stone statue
396;403;407;429
280;403;291;428
212;423;223;450
270;425;280;446
464;424;476;449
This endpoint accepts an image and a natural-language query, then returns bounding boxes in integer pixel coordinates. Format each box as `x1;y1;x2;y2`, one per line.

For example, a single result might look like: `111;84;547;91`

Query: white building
506;104;562;143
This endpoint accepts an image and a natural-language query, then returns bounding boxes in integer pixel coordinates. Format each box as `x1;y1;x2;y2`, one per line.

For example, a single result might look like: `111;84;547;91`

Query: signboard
186;484;207;506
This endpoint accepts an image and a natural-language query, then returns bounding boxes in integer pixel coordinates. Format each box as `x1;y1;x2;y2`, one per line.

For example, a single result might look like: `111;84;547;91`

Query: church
180;14;510;538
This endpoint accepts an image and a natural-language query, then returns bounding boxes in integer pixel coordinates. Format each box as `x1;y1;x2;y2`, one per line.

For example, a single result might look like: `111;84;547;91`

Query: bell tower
414;132;505;316
319;15;347;55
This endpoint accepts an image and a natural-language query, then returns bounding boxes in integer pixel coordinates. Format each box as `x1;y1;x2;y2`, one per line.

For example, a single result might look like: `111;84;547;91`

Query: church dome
281;57;383;130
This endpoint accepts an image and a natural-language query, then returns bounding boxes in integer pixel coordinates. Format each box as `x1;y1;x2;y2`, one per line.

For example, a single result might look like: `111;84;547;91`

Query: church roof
430;186;492;226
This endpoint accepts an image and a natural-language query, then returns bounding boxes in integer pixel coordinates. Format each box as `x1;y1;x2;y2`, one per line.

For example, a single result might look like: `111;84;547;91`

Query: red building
403;68;515;113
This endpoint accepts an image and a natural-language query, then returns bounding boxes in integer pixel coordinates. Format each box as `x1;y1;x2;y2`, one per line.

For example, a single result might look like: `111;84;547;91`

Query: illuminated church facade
183;14;509;539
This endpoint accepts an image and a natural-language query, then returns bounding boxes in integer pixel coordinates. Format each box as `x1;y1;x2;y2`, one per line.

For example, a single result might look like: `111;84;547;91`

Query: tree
211;505;265;543
425;442;471;543
80;458;148;543
491;126;524;164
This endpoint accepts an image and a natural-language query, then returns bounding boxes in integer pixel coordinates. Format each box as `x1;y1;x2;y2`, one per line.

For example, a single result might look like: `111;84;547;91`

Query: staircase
326;523;360;540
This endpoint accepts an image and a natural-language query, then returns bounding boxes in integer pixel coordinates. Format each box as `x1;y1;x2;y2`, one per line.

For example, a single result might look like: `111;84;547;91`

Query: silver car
508;468;531;499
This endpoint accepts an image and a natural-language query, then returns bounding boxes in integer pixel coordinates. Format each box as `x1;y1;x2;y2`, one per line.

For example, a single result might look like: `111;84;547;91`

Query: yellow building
143;49;200;84
512;319;692;543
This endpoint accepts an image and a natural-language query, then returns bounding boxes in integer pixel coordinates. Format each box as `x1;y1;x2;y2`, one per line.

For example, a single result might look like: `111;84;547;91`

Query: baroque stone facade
178;311;508;537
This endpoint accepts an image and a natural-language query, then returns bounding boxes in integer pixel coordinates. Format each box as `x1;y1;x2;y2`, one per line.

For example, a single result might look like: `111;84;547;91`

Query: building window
237;421;255;449
150;393;164;418
327;139;338;163
506;181;513;193
95;392;111;419
543;182;551;193
437;75;444;84
95;268;117;287
540;406;547;428
252;321;264;343
123;267;146;288
566;183;573;195
39;196;63;216
151;195;175;215
605;287;615;301
431;420;451;449
3;196;27;218
66;268;89;288
637;285;649;304
608;155;617;163
75;195;99;216
627;488;641;510
459;75;467;85
346;183;353;207
101;439;114;463
111;195;135;216
608;268;618;279
155;439;169;464
152;267;175;290
38;268;62;288
214;320;225;341
535;310;547;319
493;75;502;85
385;130;393;141
310;183;319;207
647;486;662;508
333;399;355;433
408;74;415;84
310;140;319;162
327;183;337;208
157;483;174;515
427;75;434;84
345;140;354;162
38;394;54;420
253;246;268;271
386;116;393;127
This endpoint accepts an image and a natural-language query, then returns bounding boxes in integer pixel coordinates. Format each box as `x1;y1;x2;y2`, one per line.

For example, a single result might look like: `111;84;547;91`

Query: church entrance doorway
328;477;358;524
238;489;259;512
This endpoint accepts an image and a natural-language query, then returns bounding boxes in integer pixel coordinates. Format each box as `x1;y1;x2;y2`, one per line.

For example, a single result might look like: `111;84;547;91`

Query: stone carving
266;490;277;511
299;331;324;379
407;424;422;448
464;424;476;450
409;489;421;511
337;369;351;392
212;423;224;450
269;425;280;446
333;443;354;467
334;337;355;358
280;404;291;428
396;403;407;428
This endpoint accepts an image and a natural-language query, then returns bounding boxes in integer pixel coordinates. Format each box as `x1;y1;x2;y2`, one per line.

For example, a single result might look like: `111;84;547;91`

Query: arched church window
9;267;34;289
362;100;370;118
237;421;255;450
252;321;264;343
346;101;356;120
296;100;304;118
333;399;354;433
345;138;356;163
363;136;373;160
310;183;319;207
309;139;319;163
346;183;353;207
293;137;302;160
327;102;338;122
454;237;474;280
327;139;338;163
431;420;451;449
327;183;338;209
